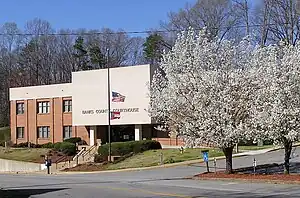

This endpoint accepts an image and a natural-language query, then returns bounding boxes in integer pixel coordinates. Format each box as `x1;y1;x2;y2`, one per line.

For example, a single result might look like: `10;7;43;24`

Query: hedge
63;137;81;144
53;142;76;156
41;142;54;148
63;137;87;145
98;140;161;158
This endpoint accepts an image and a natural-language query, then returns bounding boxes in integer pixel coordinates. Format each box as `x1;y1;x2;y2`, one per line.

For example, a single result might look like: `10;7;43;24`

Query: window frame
63;100;72;113
37;126;50;138
16;127;24;139
37;101;50;114
16;103;25;115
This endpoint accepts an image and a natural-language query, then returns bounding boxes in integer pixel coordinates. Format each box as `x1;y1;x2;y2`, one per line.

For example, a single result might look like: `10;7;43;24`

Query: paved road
0;148;300;198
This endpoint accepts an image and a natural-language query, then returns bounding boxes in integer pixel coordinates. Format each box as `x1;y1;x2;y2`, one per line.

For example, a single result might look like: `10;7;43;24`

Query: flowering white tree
252;43;300;174
150;28;259;173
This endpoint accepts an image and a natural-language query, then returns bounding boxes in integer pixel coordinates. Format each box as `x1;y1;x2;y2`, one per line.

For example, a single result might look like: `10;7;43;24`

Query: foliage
12;142;42;148
53;142;76;156
143;33;165;64
41;142;55;148
150;28;257;147
63;137;82;144
251;42;300;174
0;127;10;147
149;28;260;173
98;140;162;159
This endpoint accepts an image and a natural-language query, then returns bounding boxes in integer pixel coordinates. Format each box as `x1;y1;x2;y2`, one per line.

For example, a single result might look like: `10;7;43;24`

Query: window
17;103;24;115
17;127;24;139
63;126;72;139
37;101;50;114
37;126;50;138
63;100;72;112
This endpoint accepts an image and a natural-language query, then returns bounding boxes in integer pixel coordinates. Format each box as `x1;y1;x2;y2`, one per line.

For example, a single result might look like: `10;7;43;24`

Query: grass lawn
106;148;224;170
0;147;49;163
238;145;275;151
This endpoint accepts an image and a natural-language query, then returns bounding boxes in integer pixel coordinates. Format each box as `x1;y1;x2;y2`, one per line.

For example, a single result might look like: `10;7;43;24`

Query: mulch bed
62;162;108;172
195;172;300;183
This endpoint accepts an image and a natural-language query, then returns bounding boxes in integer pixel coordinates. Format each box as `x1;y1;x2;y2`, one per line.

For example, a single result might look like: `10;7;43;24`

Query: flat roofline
71;64;151;74
9;83;72;90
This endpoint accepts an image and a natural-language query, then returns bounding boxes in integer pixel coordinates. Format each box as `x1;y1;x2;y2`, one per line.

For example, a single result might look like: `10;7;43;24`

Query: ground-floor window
37;126;50;138
17;127;24;139
63;126;72;139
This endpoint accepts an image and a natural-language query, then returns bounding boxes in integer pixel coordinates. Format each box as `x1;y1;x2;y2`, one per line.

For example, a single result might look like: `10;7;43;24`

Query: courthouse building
9;64;184;147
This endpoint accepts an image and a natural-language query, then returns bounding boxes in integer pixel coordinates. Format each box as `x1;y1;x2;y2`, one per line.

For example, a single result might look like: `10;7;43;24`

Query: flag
110;111;121;120
112;91;125;102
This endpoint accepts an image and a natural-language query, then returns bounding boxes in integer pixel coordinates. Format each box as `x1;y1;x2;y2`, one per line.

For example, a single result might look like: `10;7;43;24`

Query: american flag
110;111;121;120
112;91;125;102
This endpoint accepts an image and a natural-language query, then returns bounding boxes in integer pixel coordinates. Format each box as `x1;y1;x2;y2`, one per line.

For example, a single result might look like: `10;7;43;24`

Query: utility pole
107;48;112;162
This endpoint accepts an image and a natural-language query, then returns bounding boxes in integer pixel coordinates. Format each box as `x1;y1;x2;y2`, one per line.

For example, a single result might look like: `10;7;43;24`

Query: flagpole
107;48;112;162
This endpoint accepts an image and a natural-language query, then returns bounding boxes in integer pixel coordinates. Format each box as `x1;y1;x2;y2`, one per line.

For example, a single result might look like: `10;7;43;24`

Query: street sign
201;150;210;173
202;151;208;162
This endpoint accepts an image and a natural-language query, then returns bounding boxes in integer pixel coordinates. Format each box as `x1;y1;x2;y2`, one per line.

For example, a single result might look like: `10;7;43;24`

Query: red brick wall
10;101;16;144
27;99;37;144
10;96;90;145
152;137;185;147
76;126;89;144
54;97;63;143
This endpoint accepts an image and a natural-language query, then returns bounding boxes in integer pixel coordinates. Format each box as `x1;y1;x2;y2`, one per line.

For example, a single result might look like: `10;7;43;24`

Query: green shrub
12;142;29;148
98;140;161;159
10;142;41;148
0;127;10;142
53;142;76;156
63;137;82;144
41;142;54;148
94;154;107;163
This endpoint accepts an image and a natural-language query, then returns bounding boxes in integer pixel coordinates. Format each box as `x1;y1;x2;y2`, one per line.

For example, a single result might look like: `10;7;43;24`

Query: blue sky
0;0;196;32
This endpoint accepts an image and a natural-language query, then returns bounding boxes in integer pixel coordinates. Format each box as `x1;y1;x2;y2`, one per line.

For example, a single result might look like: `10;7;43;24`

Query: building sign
82;108;139;115
82;108;139;120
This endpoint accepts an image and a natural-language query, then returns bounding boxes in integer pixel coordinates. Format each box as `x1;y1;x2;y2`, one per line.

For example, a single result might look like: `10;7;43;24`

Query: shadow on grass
0;188;68;198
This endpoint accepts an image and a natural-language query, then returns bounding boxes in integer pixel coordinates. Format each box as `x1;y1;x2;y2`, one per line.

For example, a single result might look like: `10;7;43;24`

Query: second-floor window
63;100;72;112
37;126;50;138
17;127;24;139
38;101;50;114
17;103;24;115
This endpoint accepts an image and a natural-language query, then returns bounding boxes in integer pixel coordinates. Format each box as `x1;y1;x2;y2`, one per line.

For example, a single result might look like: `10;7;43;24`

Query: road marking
221;182;238;185
96;185;206;198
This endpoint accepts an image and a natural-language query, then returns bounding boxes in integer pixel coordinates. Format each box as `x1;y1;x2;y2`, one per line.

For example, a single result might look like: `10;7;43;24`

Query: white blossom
252;43;300;145
149;28;258;149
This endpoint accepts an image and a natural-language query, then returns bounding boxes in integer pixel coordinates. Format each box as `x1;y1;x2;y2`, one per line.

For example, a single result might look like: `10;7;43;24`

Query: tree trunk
284;140;293;174
222;146;234;174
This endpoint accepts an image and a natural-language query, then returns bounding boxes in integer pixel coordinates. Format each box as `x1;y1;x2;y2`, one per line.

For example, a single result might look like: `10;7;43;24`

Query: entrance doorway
111;125;135;142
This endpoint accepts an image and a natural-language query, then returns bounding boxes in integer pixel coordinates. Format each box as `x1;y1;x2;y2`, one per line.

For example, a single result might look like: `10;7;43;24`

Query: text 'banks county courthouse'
9;64;184;147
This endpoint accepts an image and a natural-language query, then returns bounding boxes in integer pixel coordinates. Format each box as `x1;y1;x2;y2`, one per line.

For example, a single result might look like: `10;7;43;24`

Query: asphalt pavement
0;147;300;198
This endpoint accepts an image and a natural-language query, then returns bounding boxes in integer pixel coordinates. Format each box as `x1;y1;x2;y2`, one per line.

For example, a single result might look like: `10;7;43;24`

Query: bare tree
161;0;238;41
254;0;300;45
